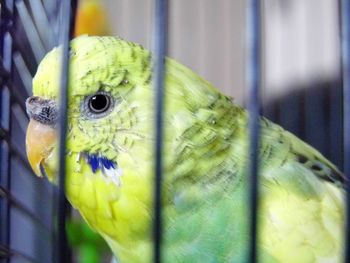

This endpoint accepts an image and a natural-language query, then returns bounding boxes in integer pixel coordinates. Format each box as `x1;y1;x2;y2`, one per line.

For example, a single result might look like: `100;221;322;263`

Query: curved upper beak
26;119;57;177
25;96;58;177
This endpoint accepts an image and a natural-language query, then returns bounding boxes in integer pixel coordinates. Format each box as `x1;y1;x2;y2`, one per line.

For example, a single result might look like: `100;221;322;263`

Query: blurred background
103;0;342;166
0;0;343;262
103;0;339;102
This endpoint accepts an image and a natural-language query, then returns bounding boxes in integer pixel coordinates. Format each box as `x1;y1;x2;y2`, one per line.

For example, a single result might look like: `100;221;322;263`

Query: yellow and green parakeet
25;36;345;263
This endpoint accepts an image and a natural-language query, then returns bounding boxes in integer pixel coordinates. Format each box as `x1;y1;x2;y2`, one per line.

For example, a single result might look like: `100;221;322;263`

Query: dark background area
264;78;343;169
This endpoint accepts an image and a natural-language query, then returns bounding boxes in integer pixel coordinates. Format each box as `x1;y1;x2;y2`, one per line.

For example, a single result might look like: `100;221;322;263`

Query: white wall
101;0;340;105
263;0;340;102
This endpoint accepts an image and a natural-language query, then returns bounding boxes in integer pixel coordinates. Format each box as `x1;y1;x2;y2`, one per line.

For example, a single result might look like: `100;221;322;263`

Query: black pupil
90;94;109;113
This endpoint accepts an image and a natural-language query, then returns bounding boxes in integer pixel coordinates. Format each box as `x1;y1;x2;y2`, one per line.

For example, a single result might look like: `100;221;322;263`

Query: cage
0;0;60;262
0;0;349;263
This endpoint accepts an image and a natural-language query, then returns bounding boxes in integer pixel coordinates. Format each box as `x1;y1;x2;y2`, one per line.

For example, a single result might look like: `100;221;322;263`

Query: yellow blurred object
74;0;110;36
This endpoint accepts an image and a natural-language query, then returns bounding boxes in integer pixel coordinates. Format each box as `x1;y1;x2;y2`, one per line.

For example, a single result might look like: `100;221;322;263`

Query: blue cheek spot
101;157;114;169
87;154;99;173
86;154;116;173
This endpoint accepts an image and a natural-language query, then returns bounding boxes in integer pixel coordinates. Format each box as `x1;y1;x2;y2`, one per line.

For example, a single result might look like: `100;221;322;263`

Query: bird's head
26;36;153;184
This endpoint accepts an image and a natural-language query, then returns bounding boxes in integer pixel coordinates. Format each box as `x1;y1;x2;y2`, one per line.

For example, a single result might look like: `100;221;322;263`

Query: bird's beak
25;96;58;178
26;119;57;177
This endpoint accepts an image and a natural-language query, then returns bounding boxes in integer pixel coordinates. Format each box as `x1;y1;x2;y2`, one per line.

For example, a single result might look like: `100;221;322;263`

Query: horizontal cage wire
0;0;349;263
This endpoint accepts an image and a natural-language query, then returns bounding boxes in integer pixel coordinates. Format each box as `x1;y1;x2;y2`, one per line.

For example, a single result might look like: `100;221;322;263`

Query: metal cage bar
246;0;262;262
0;186;50;231
0;245;39;263
56;0;70;261
153;0;168;262
341;0;350;262
56;1;77;263
0;2;14;263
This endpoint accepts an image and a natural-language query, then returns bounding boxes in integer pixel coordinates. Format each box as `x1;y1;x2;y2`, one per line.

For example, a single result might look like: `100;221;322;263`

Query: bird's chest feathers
65;152;153;246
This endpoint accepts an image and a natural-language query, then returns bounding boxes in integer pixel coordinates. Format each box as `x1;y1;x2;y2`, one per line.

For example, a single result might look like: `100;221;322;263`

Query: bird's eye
88;93;111;113
82;91;115;119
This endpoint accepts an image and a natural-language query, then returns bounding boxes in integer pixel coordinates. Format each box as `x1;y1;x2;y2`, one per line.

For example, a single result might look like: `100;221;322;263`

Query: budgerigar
25;36;345;263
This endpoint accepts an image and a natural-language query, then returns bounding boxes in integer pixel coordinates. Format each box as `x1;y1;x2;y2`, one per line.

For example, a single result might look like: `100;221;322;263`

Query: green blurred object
67;218;110;263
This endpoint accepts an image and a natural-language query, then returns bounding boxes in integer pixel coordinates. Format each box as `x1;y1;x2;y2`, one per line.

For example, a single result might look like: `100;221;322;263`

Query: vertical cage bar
246;0;261;262
341;0;350;262
0;1;14;262
56;0;76;262
153;0;168;262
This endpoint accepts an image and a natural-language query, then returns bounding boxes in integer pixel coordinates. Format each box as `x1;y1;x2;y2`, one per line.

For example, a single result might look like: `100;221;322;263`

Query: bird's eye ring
88;93;111;114
82;91;114;119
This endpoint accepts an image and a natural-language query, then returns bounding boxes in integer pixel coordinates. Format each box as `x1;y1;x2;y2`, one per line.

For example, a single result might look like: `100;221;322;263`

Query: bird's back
157;58;345;262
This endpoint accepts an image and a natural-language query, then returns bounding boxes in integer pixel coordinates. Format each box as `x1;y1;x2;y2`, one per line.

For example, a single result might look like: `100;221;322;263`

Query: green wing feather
160;57;344;263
